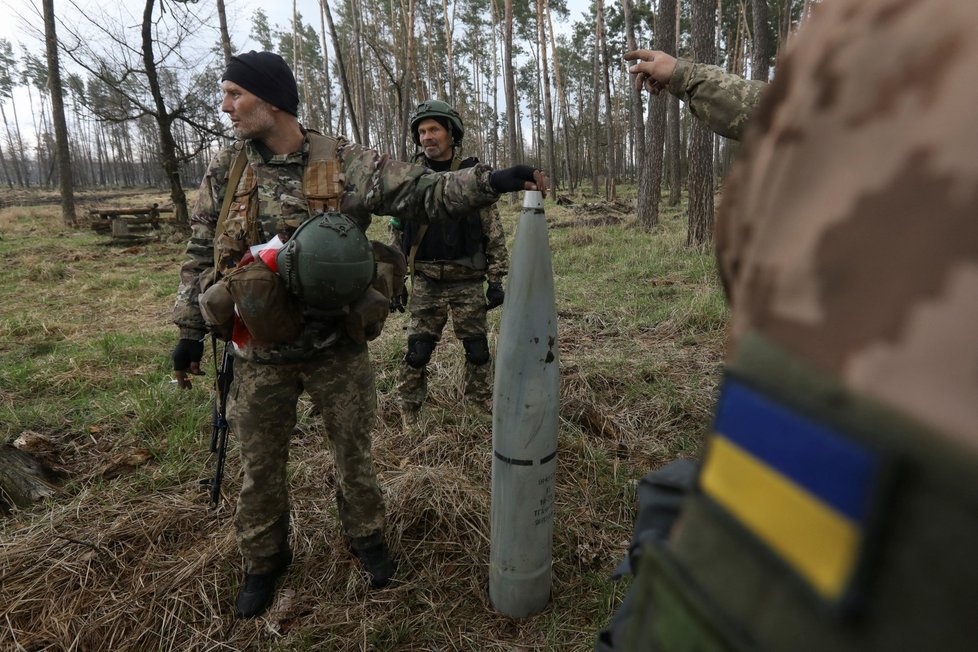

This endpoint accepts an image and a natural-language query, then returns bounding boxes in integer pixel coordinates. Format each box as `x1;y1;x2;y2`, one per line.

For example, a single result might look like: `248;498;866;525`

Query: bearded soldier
389;100;509;428
171;51;546;619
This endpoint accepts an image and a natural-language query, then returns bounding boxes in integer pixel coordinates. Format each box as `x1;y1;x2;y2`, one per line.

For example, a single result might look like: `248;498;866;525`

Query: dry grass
0;191;724;651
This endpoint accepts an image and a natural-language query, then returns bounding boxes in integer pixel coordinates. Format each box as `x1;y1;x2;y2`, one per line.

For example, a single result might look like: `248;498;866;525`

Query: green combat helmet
409;99;464;146
276;212;375;310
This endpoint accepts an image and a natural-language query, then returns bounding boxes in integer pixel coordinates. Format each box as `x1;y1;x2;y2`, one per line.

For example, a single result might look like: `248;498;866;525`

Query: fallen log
0;444;59;513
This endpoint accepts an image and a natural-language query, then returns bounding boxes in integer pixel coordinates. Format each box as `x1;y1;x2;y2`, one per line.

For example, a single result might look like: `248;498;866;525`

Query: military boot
401;407;420;431
235;549;292;618
350;532;396;588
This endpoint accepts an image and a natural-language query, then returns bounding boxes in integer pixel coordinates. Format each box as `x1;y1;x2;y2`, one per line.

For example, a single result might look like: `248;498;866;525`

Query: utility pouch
199;281;235;341
371;241;407;300
222;258;304;343
344;287;390;344
344;241;407;343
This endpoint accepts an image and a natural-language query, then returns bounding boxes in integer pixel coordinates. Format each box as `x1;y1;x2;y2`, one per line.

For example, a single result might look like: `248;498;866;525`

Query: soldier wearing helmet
390;99;509;429
170;53;547;620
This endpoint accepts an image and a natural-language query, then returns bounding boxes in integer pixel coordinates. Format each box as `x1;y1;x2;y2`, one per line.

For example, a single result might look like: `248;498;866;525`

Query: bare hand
528;169;549;198
624;49;678;96
174;361;202;389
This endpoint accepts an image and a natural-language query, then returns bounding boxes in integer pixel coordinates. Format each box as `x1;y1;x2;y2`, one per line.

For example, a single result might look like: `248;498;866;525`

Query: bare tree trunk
10;94;30;186
216;0;233;62
43;0;76;226
0;140;12;187
597;0;614;200
141;0;189;227
398;0;417;160
423;1;442;97
442;0;456;105
491;0;501;167
317;0;334;133
624;0;643;186
322;0;361;141
535;0;556;190
589;0;601;195
1;105;24;187
24;86;41;186
351;0;369;144
545;3;571;191
640;0;676;229
293;0;307;125
687;0;716;247
667;4;682;206
503;0;519;165
750;0;771;81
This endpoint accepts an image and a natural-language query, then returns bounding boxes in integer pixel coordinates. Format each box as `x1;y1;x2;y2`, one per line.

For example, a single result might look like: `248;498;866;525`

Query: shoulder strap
406;155;463;275
407;225;428;276
213;147;249;271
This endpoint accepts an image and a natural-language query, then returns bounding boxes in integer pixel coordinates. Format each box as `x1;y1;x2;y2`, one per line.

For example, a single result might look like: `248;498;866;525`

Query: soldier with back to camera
600;1;978;649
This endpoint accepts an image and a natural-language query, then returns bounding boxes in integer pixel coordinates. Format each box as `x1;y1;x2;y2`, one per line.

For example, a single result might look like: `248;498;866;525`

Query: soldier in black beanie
173;50;548;619
221;51;299;117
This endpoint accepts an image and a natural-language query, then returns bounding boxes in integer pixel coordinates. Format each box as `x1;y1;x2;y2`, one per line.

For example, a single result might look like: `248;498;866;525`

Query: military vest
401;155;487;273
214;130;345;275
209;131;405;360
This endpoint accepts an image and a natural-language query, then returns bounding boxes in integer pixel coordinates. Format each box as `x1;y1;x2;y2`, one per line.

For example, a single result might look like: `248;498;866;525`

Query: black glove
489;165;538;194
172;338;204;372
486;282;505;310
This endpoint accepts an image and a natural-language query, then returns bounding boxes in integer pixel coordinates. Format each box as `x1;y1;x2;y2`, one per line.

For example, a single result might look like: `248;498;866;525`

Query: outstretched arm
625;49;767;141
338;141;547;224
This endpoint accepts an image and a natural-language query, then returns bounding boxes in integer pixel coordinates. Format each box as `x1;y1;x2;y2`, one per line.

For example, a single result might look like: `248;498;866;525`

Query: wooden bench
90;204;175;241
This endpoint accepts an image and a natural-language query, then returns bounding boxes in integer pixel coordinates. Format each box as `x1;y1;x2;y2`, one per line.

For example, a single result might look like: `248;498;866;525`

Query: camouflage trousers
397;274;492;411
227;342;384;574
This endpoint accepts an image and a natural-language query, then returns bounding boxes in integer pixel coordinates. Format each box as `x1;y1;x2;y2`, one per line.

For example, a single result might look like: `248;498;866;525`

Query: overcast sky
0;0;592;58
0;0;593;144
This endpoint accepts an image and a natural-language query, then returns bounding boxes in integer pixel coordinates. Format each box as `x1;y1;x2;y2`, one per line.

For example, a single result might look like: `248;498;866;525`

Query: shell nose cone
521;190;544;210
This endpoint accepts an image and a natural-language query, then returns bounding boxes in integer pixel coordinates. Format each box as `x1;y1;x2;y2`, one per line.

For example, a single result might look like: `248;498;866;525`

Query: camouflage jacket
173;131;501;353
717;0;978;450
668;59;767;141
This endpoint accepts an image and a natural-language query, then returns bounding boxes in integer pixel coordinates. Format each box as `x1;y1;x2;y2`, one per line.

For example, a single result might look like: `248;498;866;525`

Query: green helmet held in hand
409;99;464;146
276;212;375;310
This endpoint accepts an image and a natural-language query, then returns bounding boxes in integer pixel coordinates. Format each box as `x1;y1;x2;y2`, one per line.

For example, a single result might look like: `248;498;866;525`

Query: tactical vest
208;131;405;357
214;130;345;274
401;156;486;273
616;332;978;651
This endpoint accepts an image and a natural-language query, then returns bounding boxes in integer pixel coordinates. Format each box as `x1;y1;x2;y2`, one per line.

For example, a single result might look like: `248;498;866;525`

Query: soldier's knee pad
463;336;490;365
405;335;436;368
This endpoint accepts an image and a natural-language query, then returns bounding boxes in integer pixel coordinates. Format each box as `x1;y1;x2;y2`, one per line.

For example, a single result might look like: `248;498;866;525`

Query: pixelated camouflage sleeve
337;142;501;224
481;205;508;285
171;146;236;339
668;59;767;141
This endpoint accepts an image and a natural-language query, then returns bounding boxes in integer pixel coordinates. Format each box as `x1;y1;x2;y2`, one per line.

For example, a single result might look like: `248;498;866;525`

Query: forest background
0;0;814;649
0;0;814;240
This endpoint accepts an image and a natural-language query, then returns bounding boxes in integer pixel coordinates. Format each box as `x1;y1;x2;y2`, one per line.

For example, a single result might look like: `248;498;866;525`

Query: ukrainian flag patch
700;378;883;603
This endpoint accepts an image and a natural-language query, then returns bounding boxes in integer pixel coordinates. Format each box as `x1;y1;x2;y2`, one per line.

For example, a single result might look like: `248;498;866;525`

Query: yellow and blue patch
700;378;883;603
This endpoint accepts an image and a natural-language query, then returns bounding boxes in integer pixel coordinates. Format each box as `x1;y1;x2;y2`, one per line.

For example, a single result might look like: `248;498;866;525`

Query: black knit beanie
221;51;299;117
